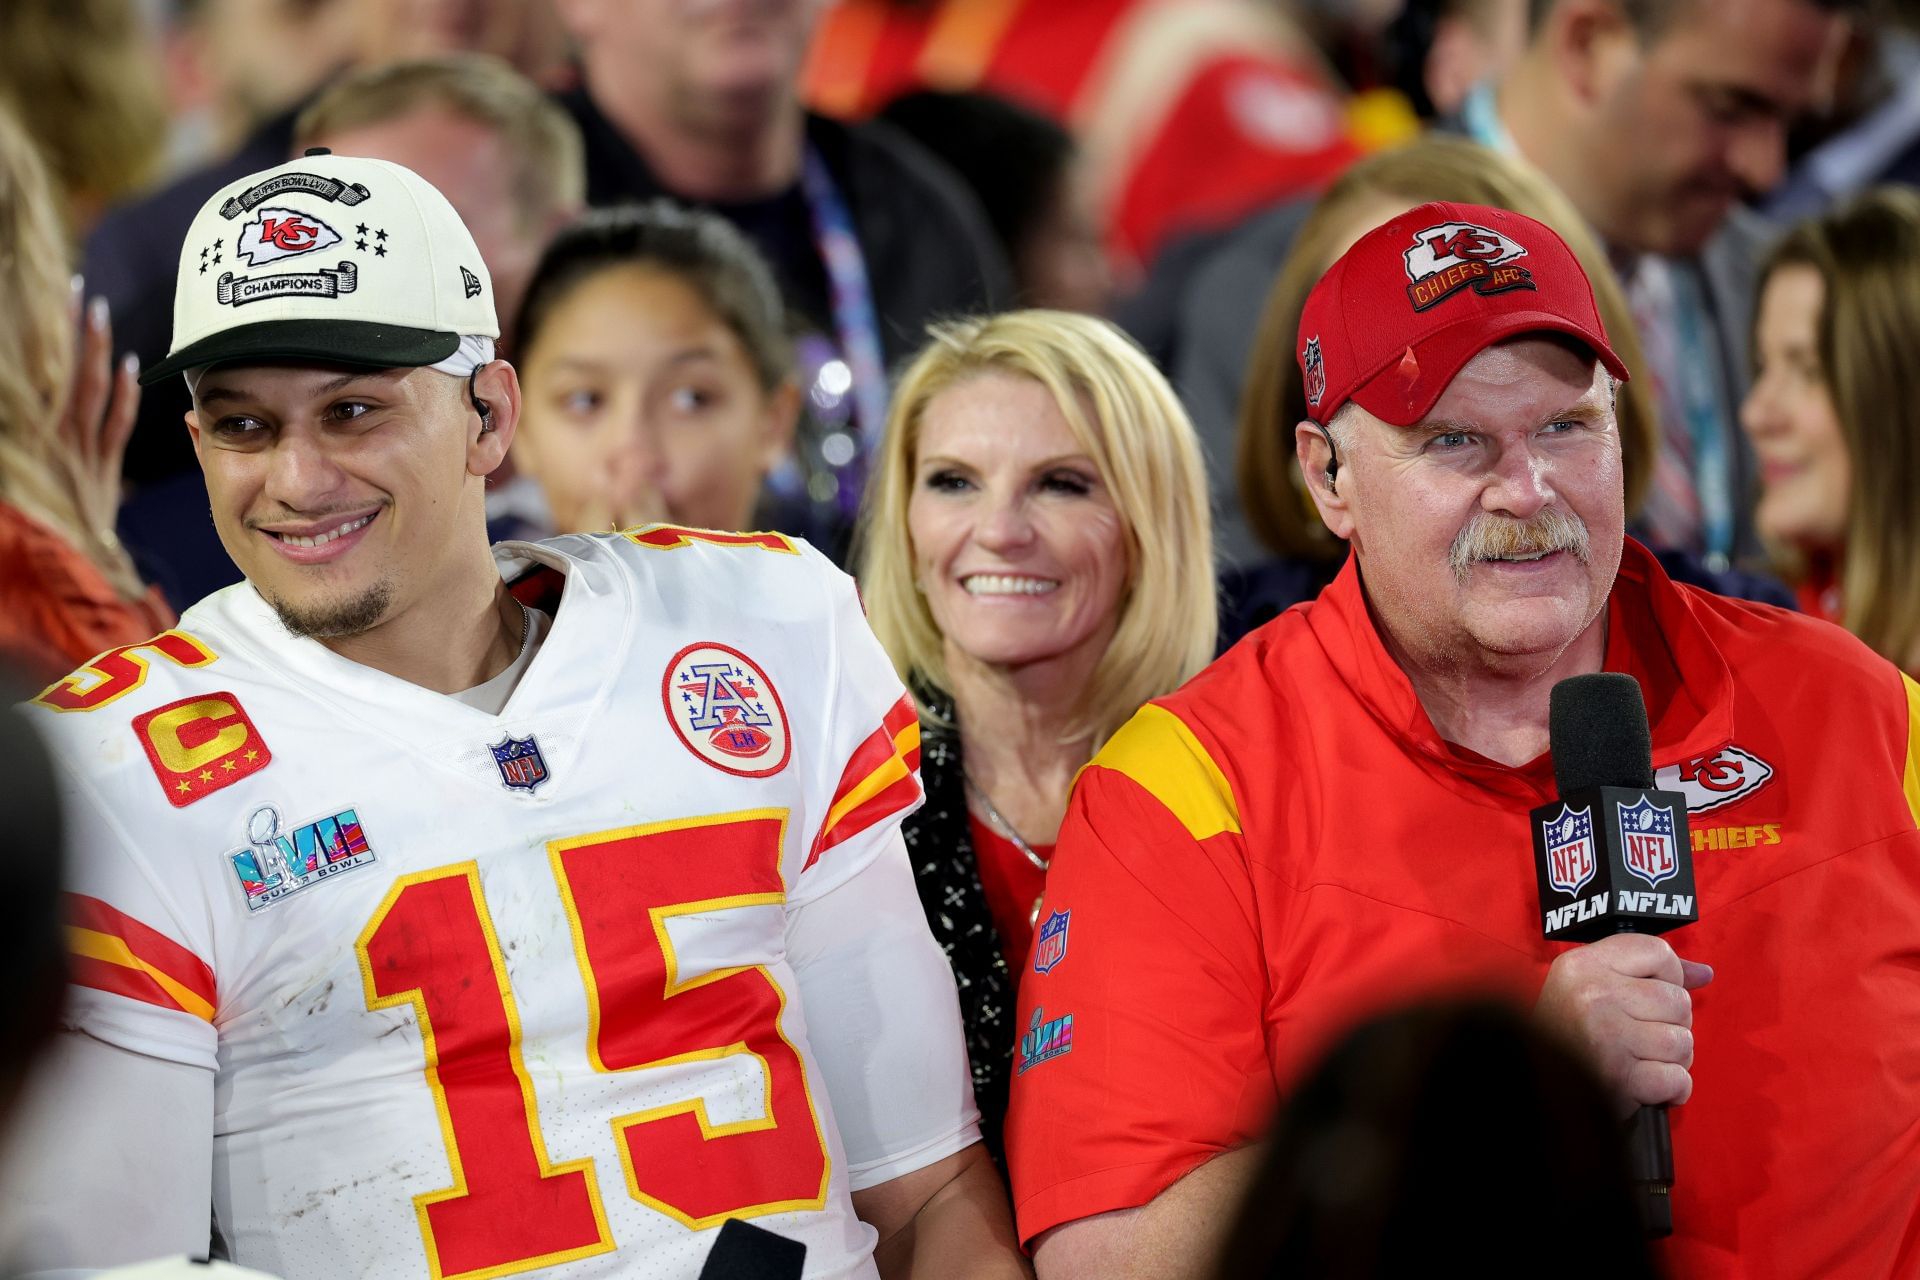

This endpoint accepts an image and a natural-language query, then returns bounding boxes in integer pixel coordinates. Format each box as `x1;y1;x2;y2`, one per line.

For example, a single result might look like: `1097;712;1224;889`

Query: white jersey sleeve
47;724;221;1072
786;828;982;1190
0;1030;213;1268
787;542;924;906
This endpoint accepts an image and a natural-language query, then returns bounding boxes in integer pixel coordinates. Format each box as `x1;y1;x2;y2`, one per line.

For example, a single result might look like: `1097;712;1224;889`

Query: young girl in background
504;201;799;539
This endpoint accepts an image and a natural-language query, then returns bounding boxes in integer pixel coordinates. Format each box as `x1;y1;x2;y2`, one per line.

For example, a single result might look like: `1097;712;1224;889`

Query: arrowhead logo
1654;745;1775;813
237;206;341;266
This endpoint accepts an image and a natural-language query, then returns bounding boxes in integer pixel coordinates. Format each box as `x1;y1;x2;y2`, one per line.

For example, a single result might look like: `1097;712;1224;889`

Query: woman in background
1742;187;1920;675
856;310;1214;1157
0;103;171;684
504;201;799;540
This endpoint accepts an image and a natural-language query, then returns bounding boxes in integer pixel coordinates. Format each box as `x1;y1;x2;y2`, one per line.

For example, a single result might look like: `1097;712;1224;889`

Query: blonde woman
0;104;170;684
856;309;1214;1157
1741;187;1920;675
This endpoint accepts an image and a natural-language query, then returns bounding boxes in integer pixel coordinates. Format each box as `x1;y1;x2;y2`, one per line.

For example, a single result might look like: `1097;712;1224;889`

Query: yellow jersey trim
1901;673;1920;827
1091;703;1241;840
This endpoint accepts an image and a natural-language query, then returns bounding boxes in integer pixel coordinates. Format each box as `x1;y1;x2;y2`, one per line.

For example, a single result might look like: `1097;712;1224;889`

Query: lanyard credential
799;145;890;517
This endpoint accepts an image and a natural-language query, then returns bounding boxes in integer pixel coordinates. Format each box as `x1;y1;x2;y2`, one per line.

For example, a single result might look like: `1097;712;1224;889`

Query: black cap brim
141;320;462;385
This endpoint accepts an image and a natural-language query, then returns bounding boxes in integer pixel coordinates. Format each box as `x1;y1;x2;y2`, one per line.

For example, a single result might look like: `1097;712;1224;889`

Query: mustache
1449;508;1591;582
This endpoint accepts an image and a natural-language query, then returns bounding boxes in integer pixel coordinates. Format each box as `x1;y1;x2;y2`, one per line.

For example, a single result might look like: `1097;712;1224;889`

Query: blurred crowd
4;0;1920;1274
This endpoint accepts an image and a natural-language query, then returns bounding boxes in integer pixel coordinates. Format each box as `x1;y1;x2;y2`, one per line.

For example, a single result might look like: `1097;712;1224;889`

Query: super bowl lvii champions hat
1296;200;1629;428
140;149;498;385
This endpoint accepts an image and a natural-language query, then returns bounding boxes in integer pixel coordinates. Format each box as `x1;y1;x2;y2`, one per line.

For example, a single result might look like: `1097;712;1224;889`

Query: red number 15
356;810;828;1280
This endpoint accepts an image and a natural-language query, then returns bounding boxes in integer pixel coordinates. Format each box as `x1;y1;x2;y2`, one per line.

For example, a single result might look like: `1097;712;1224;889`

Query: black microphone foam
1549;673;1654;795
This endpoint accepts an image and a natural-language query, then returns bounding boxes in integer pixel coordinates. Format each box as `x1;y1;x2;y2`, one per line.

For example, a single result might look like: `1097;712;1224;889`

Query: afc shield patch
1619;796;1680;889
1033;909;1070;975
1543;803;1596;897
490;734;550;793
662;642;792;778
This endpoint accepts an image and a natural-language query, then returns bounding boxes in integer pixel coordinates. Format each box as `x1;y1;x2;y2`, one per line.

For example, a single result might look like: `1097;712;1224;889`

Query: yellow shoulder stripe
1089;703;1240;840
1901;673;1920;827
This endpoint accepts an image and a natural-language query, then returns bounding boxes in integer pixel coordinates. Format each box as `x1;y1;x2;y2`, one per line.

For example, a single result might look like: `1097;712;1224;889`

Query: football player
16;151;1024;1279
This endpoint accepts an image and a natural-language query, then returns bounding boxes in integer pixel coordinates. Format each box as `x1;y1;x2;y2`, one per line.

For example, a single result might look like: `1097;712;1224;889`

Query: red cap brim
1348;310;1630;428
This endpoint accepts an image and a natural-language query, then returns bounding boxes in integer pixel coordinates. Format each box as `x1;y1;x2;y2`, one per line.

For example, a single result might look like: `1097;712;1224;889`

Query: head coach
1005;202;1920;1280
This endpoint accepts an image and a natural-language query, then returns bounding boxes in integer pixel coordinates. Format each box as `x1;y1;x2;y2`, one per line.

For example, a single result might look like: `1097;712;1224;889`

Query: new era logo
461;266;482;299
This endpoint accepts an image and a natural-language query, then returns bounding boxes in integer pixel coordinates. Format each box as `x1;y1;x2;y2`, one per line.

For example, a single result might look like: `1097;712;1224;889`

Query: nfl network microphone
1531;672;1699;1239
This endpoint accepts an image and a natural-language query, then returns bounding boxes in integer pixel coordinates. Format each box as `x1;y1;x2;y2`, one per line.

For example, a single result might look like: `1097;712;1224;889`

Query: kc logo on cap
142;151;498;385
1402;220;1534;312
1295;200;1628;428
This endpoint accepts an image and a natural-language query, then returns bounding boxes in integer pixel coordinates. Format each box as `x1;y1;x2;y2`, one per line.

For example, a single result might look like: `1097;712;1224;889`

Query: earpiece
1314;422;1341;494
468;365;494;434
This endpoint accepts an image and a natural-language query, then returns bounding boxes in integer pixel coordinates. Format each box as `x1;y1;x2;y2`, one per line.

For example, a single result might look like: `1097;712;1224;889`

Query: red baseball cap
1296;200;1628;427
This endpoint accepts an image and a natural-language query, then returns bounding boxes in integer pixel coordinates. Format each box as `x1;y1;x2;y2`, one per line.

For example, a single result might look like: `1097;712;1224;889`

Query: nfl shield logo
1543;803;1596;896
490;734;549;793
1033;909;1070;975
1303;336;1327;406
1618;796;1678;888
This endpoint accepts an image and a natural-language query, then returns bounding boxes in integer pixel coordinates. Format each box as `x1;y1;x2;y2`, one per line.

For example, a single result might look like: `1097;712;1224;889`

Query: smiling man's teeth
963;574;1059;595
1489;550;1553;562
281;515;373;548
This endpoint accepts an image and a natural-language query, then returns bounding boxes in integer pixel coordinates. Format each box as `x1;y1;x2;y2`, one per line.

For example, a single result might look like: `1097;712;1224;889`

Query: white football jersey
27;528;970;1280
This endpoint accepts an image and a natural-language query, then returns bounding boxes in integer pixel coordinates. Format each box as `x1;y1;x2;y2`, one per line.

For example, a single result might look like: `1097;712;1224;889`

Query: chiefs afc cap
142;150;498;384
1296;200;1628;427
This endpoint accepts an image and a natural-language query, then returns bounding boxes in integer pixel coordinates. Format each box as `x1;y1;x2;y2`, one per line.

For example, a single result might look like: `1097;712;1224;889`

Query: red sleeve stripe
68;952;214;1023
883;697;921;770
807;695;924;867
65;894;216;1021
810;773;923;865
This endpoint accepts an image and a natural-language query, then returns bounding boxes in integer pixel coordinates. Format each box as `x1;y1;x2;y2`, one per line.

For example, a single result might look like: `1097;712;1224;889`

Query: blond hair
1758;187;1920;671
0;103;140;596
296;54;584;233
0;0;167;231
1237;135;1656;561
856;311;1216;747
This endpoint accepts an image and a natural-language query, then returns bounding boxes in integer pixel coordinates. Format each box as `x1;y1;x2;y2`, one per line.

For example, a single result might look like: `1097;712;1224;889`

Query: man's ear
1296;420;1354;542
1544;0;1640;108
184;408;204;465
468;360;522;478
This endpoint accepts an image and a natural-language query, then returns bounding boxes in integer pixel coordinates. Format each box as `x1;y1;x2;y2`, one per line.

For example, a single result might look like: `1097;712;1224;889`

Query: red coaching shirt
1007;540;1920;1278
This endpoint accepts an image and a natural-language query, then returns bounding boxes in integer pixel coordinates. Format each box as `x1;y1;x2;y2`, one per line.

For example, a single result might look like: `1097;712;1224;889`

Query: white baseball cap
142;149;498;384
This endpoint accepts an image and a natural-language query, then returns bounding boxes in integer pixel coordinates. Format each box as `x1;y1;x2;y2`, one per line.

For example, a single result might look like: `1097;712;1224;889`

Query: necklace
514;600;531;653
963;772;1051;926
